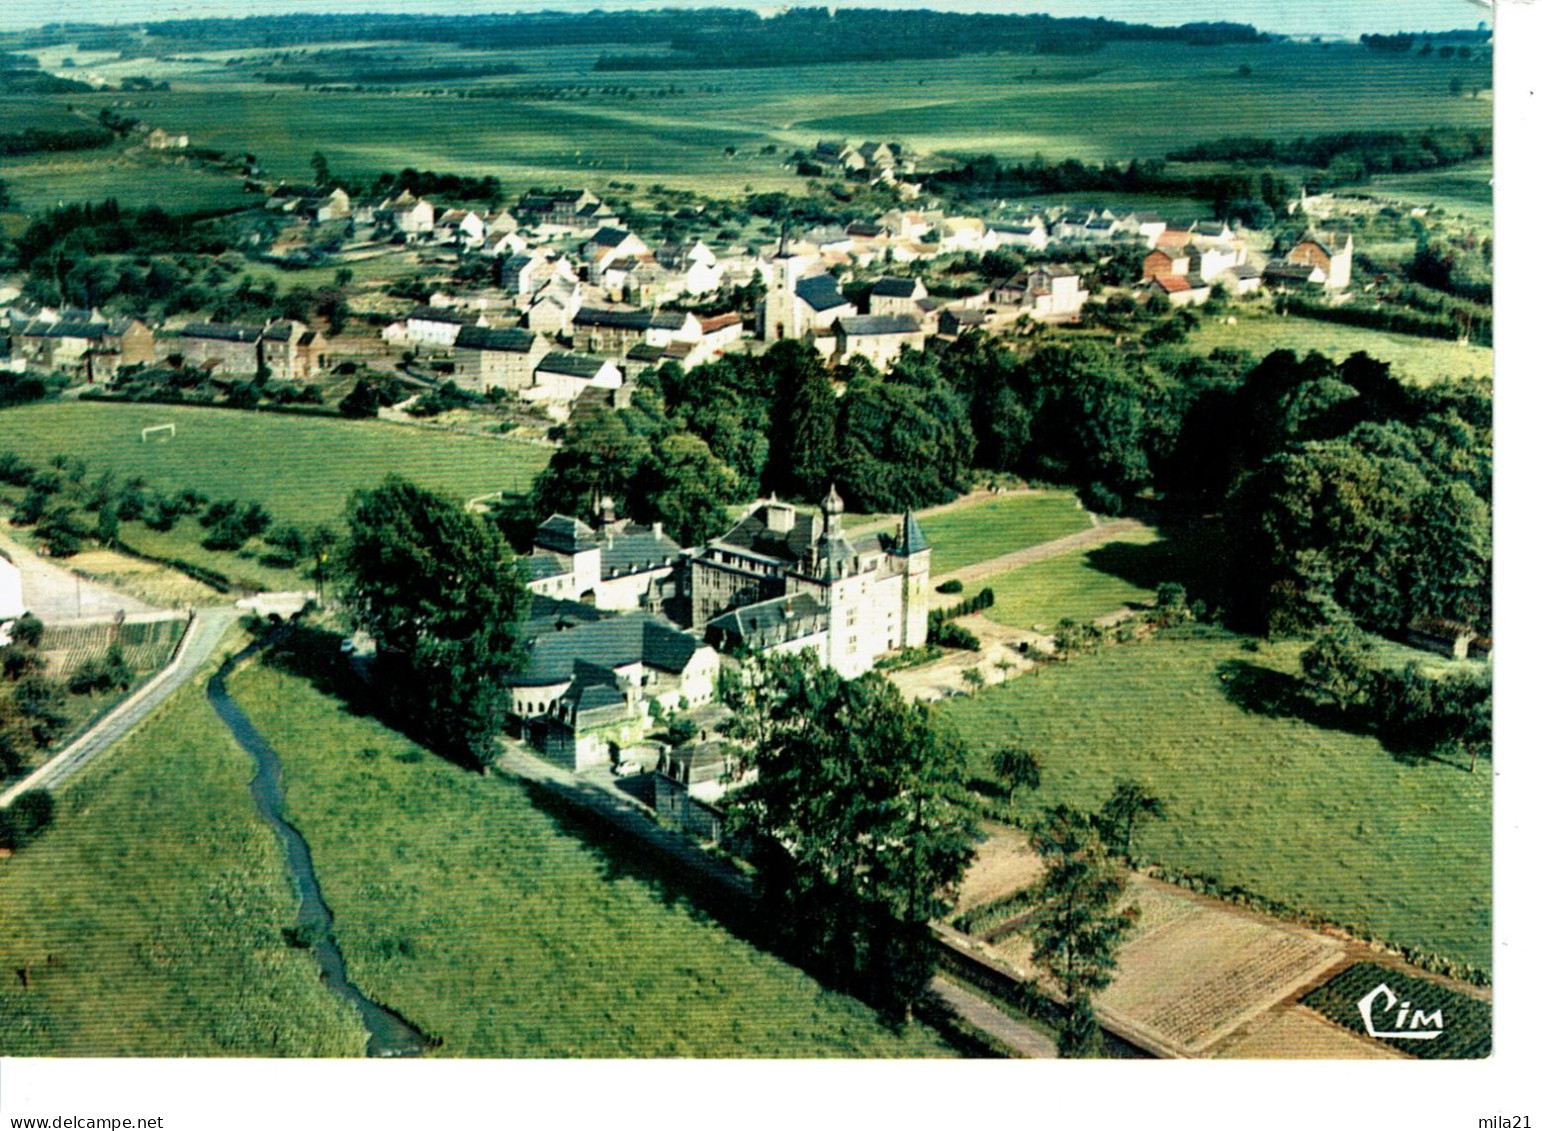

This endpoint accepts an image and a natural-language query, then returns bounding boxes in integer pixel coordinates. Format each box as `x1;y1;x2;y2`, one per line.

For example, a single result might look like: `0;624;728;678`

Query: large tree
338;476;528;769
722;650;979;1020
1027;805;1139;1058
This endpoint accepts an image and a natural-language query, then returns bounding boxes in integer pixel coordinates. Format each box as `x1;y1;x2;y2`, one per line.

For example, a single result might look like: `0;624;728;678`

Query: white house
404;305;486;349
528;351;623;405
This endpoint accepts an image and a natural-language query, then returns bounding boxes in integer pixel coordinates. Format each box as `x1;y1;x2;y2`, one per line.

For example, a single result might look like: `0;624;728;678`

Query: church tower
757;233;803;342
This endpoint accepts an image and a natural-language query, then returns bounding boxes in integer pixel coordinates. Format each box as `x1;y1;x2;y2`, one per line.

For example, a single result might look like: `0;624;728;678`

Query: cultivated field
0;670;370;1056
3;38;1490;199
38;616;185;673
991;880;1345;1056
938;626;1492;968
228;662;956;1058
1185;310;1493;387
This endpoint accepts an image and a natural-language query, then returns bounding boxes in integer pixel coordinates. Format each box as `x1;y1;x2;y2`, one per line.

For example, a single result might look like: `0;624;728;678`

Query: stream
207;643;433;1057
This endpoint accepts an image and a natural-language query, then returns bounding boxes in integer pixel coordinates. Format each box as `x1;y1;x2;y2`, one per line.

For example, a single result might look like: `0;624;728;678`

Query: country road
0;606;244;807
928;977;1058;1058
929;517;1150;589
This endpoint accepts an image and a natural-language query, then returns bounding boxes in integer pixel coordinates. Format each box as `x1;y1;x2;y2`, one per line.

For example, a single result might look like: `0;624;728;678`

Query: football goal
141;423;176;443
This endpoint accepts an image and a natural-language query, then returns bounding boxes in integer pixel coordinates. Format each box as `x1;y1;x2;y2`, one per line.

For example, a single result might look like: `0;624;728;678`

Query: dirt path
931;516;1151;588
0;524;162;622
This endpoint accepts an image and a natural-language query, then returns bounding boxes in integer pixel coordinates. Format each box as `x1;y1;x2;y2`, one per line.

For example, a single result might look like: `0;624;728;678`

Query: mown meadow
229;661;956;1057
0;401;550;588
938;625;1491;970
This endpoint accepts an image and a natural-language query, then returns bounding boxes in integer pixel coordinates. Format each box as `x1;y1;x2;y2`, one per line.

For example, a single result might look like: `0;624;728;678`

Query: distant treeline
597;9;1264;70
13;199;230;270
261;61;526;86
128;9;1261;63
0;126;115;157
0;53;93;95
1166;128;1491;174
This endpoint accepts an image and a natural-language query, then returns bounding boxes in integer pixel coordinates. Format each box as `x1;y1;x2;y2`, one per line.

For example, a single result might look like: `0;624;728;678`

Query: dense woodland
504;334;1490;644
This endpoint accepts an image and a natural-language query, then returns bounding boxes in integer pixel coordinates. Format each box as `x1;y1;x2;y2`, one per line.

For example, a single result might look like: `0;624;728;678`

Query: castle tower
897;509;931;649
820;483;844;542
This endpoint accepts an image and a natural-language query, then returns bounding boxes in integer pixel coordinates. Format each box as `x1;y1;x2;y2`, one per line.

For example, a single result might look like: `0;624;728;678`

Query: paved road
0;606;243;807
929;977;1058;1058
930;517;1149;588
0;524;161;622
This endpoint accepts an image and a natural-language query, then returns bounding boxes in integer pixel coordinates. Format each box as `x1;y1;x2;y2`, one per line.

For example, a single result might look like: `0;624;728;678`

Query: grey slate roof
870;276;922;298
537;351;610;379
705;591;828;648
901;511;930;555
534;515;599;555
522;552;569;581
181;322;263;343
509;613;702;688
575;306;654;331
599;525;682;578
716;503;821;565
795;275;849;313
588;226;632;248
835;314;922;337
408;305;478;325
456;326;540;353
22;320;107;340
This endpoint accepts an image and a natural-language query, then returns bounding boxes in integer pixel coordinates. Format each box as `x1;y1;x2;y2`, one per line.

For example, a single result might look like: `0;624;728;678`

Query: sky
0;0;1491;38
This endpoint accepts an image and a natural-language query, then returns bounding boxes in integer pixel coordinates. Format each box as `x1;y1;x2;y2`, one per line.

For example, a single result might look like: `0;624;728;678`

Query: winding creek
207;643;433;1057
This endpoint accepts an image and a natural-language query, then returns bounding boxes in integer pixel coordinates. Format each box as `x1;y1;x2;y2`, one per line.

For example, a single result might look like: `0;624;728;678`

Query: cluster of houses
0;298;330;385
498;487;932;796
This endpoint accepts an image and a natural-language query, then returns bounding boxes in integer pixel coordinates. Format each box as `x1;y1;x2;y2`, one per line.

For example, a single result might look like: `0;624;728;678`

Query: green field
0;402;550;589
0;150;254;215
1186;310;1492;387
2;38;1490;199
903;491;1092;576
228;662;955;1057
0;402;549;526
0;664;370;1056
957;528;1161;630
938;627;1491;968
1368;159;1494;223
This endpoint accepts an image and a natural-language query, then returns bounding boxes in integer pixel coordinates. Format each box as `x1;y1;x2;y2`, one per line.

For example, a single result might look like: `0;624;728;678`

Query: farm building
145;127;189;149
451;326;551;393
404;305;487;349
1285;231;1355;290
260;321;329;382
833;314;926;368
528;351;623;405
16;318;154;381
173;322;265;376
868;276;929;318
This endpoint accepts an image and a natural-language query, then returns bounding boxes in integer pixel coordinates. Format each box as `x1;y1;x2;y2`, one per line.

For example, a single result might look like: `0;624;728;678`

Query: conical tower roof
900;510;929;554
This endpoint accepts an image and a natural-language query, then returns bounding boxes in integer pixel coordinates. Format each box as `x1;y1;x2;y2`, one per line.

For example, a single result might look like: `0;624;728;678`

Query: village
0;2;1499;1087
0;132;1359;414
